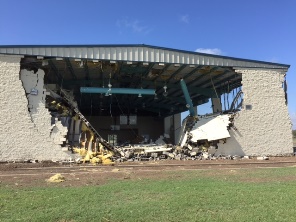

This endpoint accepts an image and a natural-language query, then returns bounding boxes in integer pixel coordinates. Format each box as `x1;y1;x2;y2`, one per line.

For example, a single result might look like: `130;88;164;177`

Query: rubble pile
84;142;267;163
70;113;266;164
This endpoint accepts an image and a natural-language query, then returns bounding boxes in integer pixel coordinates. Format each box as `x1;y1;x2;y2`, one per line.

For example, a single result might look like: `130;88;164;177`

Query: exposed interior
20;56;243;147
21;56;242;117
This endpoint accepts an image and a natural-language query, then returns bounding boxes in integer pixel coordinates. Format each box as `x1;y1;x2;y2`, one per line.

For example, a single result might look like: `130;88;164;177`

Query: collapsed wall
0;55;73;161
217;69;293;156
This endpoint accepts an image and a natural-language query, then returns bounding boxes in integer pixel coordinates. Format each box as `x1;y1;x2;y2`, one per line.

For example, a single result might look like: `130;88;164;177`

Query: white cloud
291;112;296;130
180;15;189;23
195;48;223;55
116;17;151;34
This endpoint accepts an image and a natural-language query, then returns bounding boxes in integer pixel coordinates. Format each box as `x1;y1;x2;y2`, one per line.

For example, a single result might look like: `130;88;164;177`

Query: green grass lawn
1;167;296;222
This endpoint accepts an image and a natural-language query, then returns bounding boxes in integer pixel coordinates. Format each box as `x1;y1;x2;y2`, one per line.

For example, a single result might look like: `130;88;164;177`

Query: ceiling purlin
161;67;224;107
141;65;187;106
150;63;171;82
48;60;63;84
130;62;156;105
144;65;204;107
84;60;90;81
161;64;187;83
209;74;242;94
168;67;228;101
118;62;143;110
182;65;203;80
65;58;77;80
143;63;155;77
162;65;204;99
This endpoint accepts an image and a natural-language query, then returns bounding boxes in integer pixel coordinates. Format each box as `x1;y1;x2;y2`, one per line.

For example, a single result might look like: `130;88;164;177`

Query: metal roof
0;44;290;70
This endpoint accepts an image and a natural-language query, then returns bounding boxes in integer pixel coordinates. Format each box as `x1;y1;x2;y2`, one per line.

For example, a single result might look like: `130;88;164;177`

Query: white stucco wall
0;55;72;161
217;69;293;156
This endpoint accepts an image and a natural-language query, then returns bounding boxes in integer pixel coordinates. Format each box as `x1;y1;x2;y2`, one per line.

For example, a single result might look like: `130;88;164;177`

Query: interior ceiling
21;57;242;117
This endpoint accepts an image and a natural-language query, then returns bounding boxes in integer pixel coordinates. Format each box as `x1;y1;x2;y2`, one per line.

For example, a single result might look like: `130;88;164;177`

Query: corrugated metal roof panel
0;44;290;70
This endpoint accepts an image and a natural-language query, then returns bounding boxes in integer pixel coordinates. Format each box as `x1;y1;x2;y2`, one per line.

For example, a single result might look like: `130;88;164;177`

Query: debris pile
68;114;270;163
115;144;174;162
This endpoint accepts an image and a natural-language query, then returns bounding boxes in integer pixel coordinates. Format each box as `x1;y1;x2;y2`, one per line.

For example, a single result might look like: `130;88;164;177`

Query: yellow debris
83;153;91;163
98;154;112;160
90;157;102;164
102;158;114;165
72;142;114;165
46;174;65;183
73;148;87;156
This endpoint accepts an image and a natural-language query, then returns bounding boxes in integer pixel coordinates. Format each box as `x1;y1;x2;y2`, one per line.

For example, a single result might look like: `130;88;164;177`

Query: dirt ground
1;156;296;188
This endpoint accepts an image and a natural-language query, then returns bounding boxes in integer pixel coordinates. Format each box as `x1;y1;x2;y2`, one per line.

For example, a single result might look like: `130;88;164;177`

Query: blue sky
0;0;295;128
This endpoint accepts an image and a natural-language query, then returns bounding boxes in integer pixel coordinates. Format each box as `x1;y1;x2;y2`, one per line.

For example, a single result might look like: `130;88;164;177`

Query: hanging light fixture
163;84;168;97
138;87;143;97
42;60;48;66
107;79;112;95
79;60;84;68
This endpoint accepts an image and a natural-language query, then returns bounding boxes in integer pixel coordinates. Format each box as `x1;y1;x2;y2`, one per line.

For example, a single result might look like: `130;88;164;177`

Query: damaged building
0;45;293;162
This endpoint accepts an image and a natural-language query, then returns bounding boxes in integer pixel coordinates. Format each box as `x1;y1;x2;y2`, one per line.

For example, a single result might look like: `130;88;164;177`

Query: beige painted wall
217;69;293;156
0;56;72;161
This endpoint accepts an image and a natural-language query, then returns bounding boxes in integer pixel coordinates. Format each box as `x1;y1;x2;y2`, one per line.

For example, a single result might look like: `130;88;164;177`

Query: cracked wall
217;69;293;156
0;55;72;161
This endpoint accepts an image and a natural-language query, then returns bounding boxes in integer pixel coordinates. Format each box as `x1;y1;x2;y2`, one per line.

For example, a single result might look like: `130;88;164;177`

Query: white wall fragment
190;115;231;141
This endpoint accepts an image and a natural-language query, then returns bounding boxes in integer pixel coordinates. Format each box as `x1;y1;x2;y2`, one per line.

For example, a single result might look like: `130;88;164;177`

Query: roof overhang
0;44;290;71
0;45;290;117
